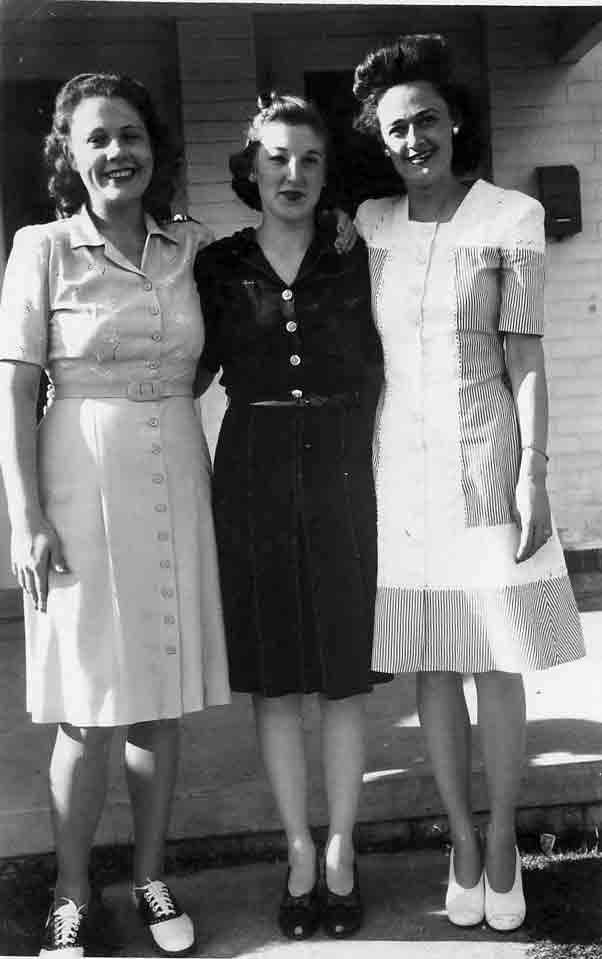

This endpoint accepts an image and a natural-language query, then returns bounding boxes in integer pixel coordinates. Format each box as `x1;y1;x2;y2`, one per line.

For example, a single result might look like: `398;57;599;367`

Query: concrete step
1;613;601;860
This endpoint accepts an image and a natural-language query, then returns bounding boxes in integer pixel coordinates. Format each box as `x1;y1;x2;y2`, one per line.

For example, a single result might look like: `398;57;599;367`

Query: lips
407;149;435;166
279;190;305;201
103;167;138;182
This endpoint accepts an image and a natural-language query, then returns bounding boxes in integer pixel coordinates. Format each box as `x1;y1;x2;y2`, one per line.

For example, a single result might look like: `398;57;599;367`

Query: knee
474;671;524;694
319;693;366;719
417;671;462;692
127;718;179;748
253;693;303;719
59;723;114;749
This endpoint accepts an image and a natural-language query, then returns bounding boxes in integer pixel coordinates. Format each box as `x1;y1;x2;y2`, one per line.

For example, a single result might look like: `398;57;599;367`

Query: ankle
288;837;316;866
486;824;517;848
53;882;90;907
325;834;355;868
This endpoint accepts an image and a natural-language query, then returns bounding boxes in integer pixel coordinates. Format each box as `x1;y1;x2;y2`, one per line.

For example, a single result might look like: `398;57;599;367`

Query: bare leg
253;694;316;895
50;723;114;904
320;694;365;895
416;672;481;886
475;671;526;891
125;719;180;885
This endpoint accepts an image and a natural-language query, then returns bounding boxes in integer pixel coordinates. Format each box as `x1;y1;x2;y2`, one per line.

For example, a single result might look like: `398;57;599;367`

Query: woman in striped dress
352;35;585;931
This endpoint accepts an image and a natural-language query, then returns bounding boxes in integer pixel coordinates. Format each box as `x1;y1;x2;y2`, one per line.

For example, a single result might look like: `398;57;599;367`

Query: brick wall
487;10;602;549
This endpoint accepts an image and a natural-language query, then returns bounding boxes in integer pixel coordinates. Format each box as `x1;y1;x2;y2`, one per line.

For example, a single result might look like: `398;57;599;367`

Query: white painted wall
177;10;260;452
487;10;602;548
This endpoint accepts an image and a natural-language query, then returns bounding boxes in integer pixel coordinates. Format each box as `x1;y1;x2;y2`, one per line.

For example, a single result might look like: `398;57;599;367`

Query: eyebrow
387;108;439;130
87;123;144;133
268;146;325;156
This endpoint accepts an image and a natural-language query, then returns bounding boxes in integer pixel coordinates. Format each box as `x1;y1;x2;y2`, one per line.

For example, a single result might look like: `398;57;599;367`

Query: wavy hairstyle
44;72;182;221
229;93;336;211
353;34;482;176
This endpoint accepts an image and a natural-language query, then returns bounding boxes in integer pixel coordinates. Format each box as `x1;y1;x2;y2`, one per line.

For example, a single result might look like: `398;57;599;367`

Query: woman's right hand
11;518;69;612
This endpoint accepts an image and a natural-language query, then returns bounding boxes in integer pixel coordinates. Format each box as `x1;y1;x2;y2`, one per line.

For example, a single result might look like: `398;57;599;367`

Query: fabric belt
52;380;192;402
246;391;360;408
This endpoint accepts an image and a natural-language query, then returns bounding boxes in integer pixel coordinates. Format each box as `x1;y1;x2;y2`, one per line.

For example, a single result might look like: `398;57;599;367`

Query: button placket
281;288;302;374
147;413;180;662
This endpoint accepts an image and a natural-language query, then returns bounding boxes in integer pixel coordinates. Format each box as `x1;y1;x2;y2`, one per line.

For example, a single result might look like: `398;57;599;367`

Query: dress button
152;443;161;454
164;614;176;625
282;289;293;301
158;531;169;541
152;473;164;484
155;504;167;512
144;281;153;291
161;587;174;599
150;305;160;315
152;332;162;342
290;354;301;366
165;645;177;655
285;320;297;333
291;389;303;399
160;559;171;569
304;443;311;450
147;360;160;370
148;417;159;427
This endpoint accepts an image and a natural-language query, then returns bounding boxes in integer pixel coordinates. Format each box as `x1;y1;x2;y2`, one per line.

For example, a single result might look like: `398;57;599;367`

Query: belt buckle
126;380;162;402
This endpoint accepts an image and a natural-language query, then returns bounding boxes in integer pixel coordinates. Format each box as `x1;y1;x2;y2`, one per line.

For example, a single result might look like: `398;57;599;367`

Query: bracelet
521;445;549;462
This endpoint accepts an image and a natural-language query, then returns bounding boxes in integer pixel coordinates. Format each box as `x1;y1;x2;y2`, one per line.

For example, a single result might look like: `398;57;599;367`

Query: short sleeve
190;219;215;255
194;245;220;374
498;197;545;336
354;199;379;243
0;225;50;366
352;242;383;367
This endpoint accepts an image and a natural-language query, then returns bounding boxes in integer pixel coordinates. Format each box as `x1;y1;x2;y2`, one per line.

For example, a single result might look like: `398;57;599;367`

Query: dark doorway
2;79;60;246
305;70;403;210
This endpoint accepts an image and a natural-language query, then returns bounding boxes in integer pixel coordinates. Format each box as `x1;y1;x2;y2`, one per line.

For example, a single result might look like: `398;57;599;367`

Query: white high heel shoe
445;848;485;927
484;847;526;932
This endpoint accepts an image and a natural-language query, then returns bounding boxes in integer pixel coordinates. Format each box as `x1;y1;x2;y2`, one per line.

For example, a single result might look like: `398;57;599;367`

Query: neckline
238;225;332;287
405;178;481;227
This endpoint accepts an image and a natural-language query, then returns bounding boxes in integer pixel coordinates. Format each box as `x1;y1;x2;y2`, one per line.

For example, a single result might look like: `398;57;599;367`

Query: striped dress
356;178;585;674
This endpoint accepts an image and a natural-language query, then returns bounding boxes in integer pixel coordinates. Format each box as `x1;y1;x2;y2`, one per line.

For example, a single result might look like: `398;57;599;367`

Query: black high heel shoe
278;868;321;940
321;861;364;939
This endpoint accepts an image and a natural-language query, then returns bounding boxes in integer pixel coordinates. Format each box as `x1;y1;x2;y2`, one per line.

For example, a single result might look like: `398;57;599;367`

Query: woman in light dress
0;73;230;958
352;34;585;931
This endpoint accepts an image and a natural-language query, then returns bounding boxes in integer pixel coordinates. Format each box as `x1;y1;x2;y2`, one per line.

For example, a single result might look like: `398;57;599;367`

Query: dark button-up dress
195;226;386;698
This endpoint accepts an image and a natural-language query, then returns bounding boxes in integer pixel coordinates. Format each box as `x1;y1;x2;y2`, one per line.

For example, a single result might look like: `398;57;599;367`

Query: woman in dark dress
194;95;384;940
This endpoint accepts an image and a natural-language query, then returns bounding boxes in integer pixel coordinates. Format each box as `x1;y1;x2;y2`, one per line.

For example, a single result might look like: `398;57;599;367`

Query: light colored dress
0;207;230;725
356;178;585;674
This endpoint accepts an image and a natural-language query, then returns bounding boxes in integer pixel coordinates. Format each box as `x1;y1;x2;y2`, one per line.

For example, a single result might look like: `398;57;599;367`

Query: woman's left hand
514;471;553;563
333;209;358;254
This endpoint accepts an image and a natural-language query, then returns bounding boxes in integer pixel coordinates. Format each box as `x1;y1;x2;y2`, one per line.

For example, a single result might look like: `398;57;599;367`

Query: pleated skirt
213;398;388;699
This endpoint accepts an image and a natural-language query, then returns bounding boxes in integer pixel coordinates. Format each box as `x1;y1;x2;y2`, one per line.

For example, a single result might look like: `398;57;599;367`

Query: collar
236;219;337;274
68;205;178;249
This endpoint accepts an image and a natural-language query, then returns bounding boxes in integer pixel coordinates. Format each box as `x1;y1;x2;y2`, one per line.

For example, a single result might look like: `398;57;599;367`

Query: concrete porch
1;611;601;862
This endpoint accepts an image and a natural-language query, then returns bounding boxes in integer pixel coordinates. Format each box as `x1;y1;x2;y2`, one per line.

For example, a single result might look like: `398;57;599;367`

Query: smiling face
68;95;154;215
376;81;456;188
253;122;327;225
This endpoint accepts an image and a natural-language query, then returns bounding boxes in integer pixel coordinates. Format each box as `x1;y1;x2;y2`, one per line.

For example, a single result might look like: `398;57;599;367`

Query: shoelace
47;898;86;947
136;879;176;918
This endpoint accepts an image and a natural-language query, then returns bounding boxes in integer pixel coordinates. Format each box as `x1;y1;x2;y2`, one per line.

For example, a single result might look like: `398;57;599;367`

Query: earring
249;171;256;182
384;148;391;157
452;125;460;135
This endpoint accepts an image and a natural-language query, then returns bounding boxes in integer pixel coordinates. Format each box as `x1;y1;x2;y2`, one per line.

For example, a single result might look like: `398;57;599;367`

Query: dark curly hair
44;73;183;222
353;34;482;176
230;93;337;211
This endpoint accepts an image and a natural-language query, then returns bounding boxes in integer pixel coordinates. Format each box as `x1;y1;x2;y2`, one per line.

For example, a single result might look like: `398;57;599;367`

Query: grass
522;847;602;959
